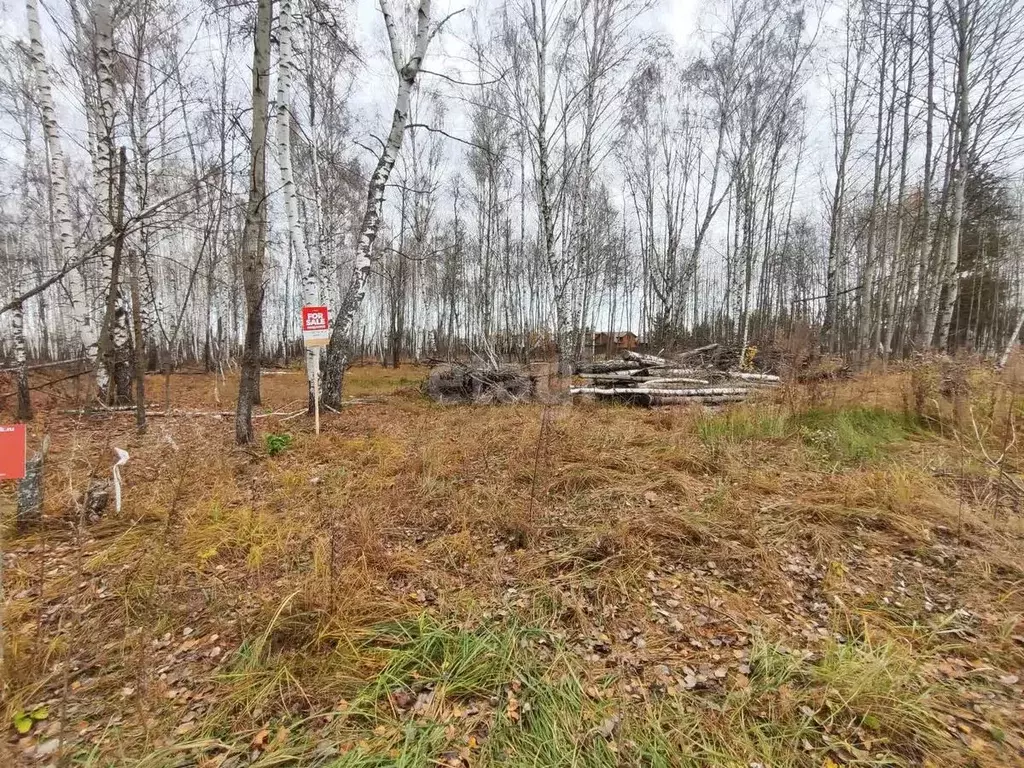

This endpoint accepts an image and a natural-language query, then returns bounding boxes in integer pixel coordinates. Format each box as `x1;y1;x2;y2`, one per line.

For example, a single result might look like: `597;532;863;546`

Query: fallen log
641;368;709;378
574;360;645;374
676;343;719;360
720;371;780;382
0;357;89;373
588;392;749;407
622;350;669;367
647;394;748;406
576;372;641;381
571;386;752;398
59;408;302;418
577;373;710;385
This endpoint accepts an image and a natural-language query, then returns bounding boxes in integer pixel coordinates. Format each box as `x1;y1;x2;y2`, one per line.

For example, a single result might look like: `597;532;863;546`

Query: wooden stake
314;347;321;436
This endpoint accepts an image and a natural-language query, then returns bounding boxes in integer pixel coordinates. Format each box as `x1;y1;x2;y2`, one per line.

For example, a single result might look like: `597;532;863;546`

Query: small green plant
795;406;915;463
12;705;48;735
264;432;293;456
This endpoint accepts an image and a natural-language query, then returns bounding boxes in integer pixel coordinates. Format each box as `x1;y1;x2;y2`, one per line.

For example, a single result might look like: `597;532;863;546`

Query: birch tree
235;0;273;445
24;0;98;382
277;0;320;410
321;0;447;408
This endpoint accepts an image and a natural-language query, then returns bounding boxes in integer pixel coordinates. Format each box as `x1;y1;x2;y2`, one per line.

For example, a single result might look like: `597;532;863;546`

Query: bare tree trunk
100;148;133;405
914;0;939;351
235;0;272;445
823;5;865;352
277;0;319;411
89;0;124;401
128;244;147;434
998;309;1024;368
25;0;97;388
858;2;891;363
884;2;915;362
935;0;972;351
321;0;437;408
13;302;32;420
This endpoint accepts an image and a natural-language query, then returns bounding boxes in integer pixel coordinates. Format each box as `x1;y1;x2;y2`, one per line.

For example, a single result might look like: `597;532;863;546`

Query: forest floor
2;361;1024;767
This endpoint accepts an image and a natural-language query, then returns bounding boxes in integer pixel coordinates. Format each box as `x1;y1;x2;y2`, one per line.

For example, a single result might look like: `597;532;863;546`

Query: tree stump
16;436;49;533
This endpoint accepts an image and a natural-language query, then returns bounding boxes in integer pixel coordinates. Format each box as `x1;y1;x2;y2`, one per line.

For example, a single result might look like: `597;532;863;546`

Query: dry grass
1;359;1023;766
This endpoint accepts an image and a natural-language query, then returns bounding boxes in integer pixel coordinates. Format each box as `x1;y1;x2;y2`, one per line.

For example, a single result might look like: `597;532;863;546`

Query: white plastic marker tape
112;447;130;512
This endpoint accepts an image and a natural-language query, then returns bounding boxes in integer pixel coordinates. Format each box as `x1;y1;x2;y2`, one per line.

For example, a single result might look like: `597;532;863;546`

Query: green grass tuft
697;406;790;447
795;407;916;462
358;615;535;703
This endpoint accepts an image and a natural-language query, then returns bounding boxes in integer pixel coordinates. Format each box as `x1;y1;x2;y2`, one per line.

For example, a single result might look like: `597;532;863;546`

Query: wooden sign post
301;306;331;435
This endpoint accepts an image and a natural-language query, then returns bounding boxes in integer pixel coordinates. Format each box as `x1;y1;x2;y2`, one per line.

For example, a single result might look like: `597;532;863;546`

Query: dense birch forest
2;0;1024;441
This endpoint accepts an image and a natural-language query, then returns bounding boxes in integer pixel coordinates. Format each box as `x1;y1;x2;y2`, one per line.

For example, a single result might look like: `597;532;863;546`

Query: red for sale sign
301;306;331;347
0;424;27;480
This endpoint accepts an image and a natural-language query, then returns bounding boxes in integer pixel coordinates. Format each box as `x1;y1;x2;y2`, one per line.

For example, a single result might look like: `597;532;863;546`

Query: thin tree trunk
13;302;32;420
999;310;1024;368
277;0;320;411
235;0;272;445
128;244;147;434
936;0;972;351
914;0;939;351
25;0;97;393
101;148;133;405
321;0;436;408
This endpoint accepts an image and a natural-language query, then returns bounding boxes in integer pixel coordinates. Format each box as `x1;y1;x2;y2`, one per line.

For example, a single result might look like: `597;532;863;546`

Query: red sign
0;424;27;480
301;306;331;348
302;306;329;331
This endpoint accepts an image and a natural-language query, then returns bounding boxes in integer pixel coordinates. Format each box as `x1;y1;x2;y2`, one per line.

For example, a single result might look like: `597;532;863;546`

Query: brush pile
572;344;780;406
424;363;537;404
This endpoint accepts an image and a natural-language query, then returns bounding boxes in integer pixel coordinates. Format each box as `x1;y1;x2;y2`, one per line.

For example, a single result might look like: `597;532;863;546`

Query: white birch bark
998;310;1024;368
321;0;436;406
95;0;134;402
70;0;121;395
935;0;972;350
13;303;32;420
25;0;99;382
276;0;319;404
857;3;890;361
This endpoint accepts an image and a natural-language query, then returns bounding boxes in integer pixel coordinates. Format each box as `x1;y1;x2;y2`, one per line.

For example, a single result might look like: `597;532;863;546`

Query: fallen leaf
272;726;289;748
506;693;520;722
998;674;1019;686
252;728;270;749
595;715;620;739
175;721;196;736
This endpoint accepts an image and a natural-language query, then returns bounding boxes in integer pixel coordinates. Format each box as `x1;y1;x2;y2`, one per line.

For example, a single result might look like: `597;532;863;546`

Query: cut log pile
424;363;537;404
572;345;780;406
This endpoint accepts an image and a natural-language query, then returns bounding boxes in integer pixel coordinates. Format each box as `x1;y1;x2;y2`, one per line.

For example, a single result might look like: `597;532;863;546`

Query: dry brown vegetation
2;360;1024;767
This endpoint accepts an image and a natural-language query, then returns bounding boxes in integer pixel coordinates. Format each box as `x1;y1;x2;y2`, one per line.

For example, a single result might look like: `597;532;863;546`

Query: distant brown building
593;331;639;354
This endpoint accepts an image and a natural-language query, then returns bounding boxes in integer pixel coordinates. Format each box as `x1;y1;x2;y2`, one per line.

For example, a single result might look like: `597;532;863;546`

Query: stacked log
424;363;537;404
572;346;780;407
